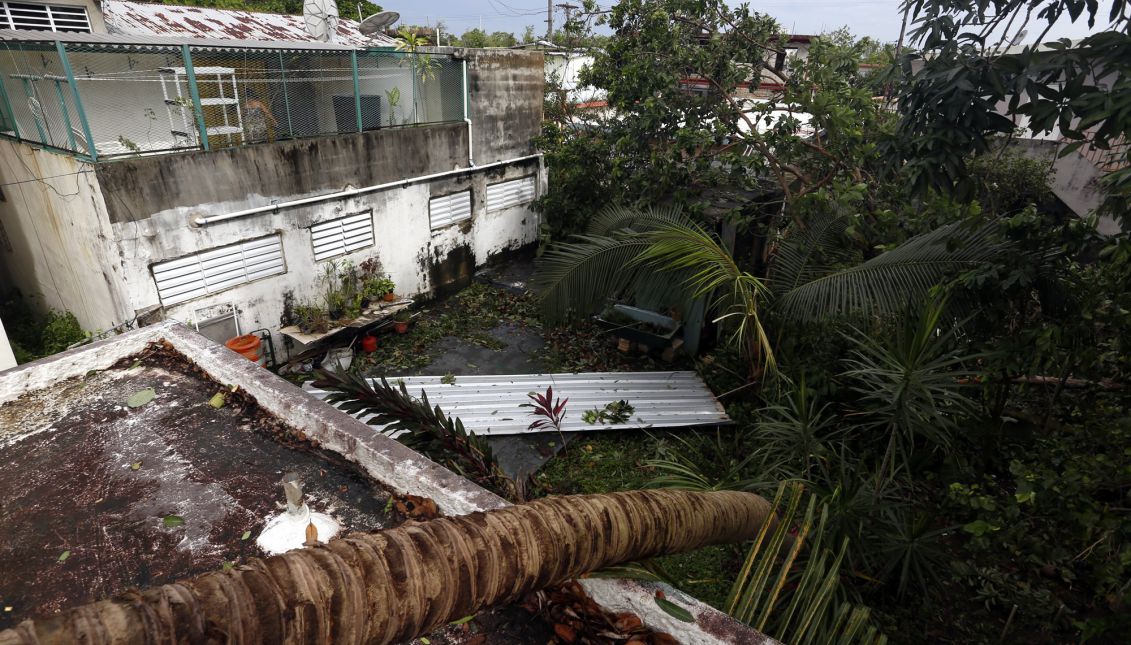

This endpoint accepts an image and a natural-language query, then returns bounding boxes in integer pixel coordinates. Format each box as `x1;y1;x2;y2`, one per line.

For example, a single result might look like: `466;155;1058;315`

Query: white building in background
0;1;546;359
0;316;15;370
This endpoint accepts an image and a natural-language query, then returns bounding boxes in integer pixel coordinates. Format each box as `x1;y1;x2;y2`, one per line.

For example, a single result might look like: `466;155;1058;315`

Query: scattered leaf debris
126;388;155;408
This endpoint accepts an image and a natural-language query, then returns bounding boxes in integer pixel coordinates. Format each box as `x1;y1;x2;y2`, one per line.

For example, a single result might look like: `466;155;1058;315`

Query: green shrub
40;311;86;355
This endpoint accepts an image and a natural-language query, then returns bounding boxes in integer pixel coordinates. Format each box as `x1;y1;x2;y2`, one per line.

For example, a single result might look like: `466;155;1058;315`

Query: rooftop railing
0;39;465;161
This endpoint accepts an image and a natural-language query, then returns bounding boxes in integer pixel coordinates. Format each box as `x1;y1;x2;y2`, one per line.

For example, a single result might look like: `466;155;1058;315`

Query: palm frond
533;204;775;370
587;202;697;235
531;232;653;324
310;370;524;501
726;483;885;644
635;222;776;372
776;221;1004;322
769;211;857;295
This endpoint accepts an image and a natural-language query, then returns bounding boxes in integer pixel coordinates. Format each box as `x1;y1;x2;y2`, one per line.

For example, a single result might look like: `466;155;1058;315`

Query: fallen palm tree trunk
0;490;771;645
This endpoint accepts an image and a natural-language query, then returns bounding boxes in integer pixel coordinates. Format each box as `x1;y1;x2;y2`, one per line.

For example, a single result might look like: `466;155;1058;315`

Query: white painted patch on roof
305;371;731;436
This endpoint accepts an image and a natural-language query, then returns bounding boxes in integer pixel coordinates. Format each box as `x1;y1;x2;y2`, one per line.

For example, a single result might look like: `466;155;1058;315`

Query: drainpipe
192;153;541;226
462;58;474;167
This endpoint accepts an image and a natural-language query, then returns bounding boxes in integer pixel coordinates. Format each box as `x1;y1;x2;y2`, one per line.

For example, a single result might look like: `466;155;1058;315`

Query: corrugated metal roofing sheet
304;371;732;436
101;0;395;48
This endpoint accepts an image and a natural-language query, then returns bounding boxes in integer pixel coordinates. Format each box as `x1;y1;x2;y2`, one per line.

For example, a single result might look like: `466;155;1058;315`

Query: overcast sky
388;0;1108;43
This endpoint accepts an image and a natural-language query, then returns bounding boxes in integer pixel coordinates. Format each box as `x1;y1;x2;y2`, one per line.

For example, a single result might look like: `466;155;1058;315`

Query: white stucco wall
107;159;541;352
0;139;130;331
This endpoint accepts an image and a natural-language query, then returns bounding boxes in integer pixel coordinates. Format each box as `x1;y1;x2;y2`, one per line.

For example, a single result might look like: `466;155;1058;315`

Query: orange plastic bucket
225;334;261;362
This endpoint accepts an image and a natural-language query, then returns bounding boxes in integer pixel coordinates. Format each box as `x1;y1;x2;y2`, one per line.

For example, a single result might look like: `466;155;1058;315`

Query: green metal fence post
17;77;48;142
351;50;363;132
50;78;77;151
181;44;209;151
0;72;22;140
278;50;294;139
411;57;419;124
56;41;96;161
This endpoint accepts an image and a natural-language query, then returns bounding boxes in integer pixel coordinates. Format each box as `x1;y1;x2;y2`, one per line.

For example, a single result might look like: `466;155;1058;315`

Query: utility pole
556;3;579;27
894;4;910;59
546;0;553;40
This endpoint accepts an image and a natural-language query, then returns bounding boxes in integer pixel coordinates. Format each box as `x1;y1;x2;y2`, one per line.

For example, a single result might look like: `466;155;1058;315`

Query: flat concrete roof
0;322;772;644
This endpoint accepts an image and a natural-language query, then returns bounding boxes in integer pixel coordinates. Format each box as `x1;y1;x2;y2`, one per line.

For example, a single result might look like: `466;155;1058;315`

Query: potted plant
295;303;329;334
393;310;411;334
379;276;397;302
365;276;396;302
326;291;345;321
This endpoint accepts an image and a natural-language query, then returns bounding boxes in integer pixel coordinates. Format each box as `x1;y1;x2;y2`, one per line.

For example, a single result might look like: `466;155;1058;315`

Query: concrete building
0;1;545;356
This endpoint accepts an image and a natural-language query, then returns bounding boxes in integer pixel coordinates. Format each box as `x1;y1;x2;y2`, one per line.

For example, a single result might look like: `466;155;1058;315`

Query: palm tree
532;205;1004;371
0;489;772;645
534;204;776;373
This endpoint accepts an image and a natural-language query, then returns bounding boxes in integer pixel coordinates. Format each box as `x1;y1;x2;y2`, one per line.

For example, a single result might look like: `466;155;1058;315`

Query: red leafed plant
523;385;568;446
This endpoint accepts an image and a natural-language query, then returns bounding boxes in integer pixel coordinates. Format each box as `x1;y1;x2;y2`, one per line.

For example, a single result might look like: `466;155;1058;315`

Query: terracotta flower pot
383;292;396;302
394;321;409;334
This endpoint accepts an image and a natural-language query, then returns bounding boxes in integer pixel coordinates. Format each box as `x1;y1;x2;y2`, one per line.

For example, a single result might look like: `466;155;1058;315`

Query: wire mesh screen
0;42;86;155
355;51;464;127
0;41;465;159
66;44;192;158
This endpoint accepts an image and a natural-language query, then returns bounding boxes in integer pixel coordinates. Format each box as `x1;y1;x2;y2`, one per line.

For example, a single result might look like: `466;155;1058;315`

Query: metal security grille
0;2;91;32
429;190;472;230
152;234;285;306
485;176;536;212
310;210;373;261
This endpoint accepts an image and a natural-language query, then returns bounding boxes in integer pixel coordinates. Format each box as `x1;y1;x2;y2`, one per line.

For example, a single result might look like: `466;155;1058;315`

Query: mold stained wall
0;139;131;331
108;158;540;345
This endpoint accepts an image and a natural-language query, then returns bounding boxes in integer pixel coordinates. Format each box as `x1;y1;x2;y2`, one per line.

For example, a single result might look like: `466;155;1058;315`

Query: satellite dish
302;0;339;43
359;11;400;36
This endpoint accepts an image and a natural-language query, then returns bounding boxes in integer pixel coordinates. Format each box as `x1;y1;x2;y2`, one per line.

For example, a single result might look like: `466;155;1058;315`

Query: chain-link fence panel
356;50;464;128
0;41;88;155
0;40;466;158
62;43;193;158
356;49;414;127
184;47;281;148
426;53;465;124
271;49;358;139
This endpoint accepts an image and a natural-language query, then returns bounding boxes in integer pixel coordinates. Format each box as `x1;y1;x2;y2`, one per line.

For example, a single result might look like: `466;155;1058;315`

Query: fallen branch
1011;375;1124;391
